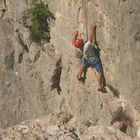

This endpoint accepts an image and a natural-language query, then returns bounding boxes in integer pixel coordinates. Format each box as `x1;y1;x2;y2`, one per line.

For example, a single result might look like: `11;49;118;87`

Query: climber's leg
96;71;103;89
77;64;85;80
77;59;90;81
89;57;107;92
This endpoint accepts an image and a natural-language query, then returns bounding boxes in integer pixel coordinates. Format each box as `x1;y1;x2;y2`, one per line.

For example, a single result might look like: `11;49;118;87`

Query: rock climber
73;22;106;93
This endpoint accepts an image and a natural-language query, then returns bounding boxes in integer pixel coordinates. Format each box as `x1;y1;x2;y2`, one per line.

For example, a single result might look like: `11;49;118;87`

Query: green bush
30;0;50;43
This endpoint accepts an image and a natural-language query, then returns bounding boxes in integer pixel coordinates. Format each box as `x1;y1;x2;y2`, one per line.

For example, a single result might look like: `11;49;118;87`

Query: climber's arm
72;30;79;45
88;23;97;44
74;30;79;39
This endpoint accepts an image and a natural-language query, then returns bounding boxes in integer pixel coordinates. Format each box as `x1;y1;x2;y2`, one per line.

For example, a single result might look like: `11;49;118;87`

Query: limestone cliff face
0;0;140;139
0;114;138;140
48;0;140;135
0;0;63;128
48;0;140;110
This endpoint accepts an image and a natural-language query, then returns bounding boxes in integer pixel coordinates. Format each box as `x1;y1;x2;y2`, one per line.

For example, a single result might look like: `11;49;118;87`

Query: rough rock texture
48;0;140;111
0;0;140;139
0;114;138;140
48;0;140;136
0;0;63;128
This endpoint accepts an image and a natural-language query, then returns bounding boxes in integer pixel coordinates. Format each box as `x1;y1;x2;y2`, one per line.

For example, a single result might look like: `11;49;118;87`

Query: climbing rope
84;0;88;40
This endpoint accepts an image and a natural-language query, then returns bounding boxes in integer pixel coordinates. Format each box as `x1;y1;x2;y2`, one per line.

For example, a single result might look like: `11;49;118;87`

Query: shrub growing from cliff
30;0;53;43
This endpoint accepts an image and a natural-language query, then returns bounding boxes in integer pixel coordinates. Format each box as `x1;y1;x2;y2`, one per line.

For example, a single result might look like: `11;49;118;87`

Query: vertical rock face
0;0;140;138
47;0;140;136
0;0;63;128
48;0;140;116
48;0;140;110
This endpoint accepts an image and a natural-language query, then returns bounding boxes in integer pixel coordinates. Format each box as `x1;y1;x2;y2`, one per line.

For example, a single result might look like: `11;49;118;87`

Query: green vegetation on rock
30;0;51;43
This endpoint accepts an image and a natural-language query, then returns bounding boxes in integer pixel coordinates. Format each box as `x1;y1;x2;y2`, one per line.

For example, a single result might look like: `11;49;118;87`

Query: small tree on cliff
30;0;54;43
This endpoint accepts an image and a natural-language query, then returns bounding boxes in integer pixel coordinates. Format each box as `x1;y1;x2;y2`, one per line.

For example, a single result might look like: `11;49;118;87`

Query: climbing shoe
77;74;82;81
98;87;107;93
77;75;86;83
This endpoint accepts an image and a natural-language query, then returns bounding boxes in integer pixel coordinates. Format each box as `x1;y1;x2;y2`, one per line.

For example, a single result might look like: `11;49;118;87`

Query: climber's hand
82;55;87;62
93;22;97;30
90;22;97;30
73;30;79;37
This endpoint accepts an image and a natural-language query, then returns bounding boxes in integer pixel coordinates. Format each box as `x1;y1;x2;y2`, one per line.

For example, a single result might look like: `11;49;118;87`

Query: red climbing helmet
73;38;84;48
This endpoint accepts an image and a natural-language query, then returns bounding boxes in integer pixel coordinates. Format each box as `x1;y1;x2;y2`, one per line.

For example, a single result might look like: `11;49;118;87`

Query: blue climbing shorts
81;57;103;72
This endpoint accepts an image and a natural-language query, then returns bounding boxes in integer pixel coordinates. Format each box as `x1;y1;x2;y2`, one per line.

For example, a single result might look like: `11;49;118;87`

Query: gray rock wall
0;0;63;128
0;1;139;138
48;0;140;112
48;0;140;136
0;114;136;140
49;0;140;108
